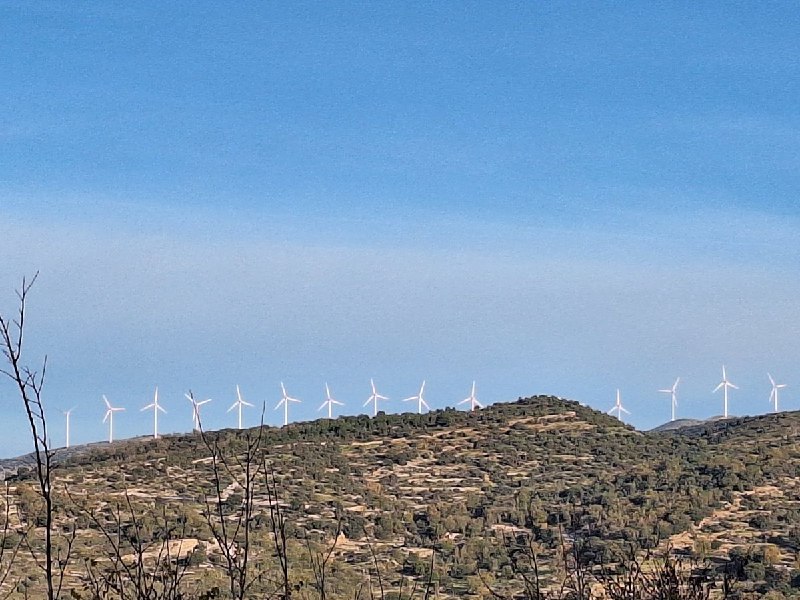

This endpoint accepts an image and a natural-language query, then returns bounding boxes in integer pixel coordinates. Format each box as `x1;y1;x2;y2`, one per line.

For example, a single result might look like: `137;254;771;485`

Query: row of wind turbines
58;366;789;448
607;366;789;421
62;379;482;448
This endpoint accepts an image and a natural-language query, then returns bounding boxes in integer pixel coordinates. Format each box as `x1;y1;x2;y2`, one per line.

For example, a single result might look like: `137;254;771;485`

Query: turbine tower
102;395;125;443
185;391;212;432
713;365;738;418
768;373;787;413
364;378;388;417
607;389;630;420
459;381;482;412
319;383;344;419
276;382;301;426
403;380;430;414
61;406;76;448
658;377;680;422
228;385;253;430
141;387;166;439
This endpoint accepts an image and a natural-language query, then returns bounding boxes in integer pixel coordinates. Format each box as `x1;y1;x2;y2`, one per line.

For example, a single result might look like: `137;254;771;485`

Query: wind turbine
403;380;430;414
228;385;253;430
658;377;680;422
319;383;344;419
276;382;301;426
713;365;738;418
141;387;166;439
61;406;76;448
607;389;630;420
185;391;212;432
768;373;787;413
459;381;482;412
364;378;388;417
102;395;125;443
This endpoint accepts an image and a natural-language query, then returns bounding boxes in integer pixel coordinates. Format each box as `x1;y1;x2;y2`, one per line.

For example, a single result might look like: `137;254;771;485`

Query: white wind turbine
276;382;301;426
713;365;738;418
141;387;166;439
102;395;125;443
658;377;680;422
768;373;787;413
319;383;344;419
364;378;388;417
61;406;76;448
403;380;430;414
185;391;212;432
459;381;482;412
607;389;630;420
228;385;253;430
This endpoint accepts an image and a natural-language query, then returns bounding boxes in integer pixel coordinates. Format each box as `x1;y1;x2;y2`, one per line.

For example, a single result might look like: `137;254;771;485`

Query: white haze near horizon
0;204;798;458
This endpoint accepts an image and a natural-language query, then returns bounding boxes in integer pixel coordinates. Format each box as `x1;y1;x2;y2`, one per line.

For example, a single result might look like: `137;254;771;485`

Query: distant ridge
3;400;796;464
0;433;173;476
651;410;800;439
649;415;734;432
649;417;707;432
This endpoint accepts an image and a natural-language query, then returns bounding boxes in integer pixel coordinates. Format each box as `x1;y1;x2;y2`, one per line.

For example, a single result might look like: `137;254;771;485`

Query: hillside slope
3;396;800;598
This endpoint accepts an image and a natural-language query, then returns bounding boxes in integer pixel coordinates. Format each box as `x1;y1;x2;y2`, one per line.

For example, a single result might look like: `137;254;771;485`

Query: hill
2;395;800;599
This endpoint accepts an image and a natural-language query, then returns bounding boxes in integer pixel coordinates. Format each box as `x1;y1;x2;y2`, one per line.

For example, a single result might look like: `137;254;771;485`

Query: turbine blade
713;382;724;393
227;402;238;412
728;383;739;390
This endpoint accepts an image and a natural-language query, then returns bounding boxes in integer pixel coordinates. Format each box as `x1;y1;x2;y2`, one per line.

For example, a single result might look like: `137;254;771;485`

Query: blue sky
1;3;799;457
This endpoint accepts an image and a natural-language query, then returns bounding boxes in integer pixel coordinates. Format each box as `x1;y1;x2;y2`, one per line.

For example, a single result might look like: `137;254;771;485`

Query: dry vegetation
0;397;798;598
